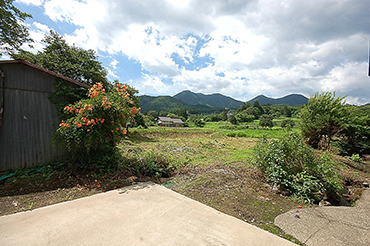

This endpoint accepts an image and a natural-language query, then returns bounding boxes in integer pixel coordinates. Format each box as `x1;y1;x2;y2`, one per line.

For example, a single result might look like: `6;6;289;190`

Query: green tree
283;105;292;117
245;107;261;120
235;111;254;123
187;115;205;127
219;108;228;121
253;100;264;115
300;92;347;149
147;110;158;117
0;0;32;56
236;102;251;113
170;108;188;120
12;30;108;87
281;119;295;130
228;114;237;125
259;114;273;128
338;105;370;156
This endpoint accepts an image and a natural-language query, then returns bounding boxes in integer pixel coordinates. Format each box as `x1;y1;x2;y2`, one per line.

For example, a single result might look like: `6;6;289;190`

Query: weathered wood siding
0;62;76;170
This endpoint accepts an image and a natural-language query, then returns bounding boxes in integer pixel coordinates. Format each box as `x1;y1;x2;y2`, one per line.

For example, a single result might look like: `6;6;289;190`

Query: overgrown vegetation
253;133;344;203
300;92;370;157
55;82;140;170
2;127;369;245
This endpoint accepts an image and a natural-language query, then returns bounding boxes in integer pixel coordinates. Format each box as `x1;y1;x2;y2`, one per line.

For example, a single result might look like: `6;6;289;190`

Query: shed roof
158;116;172;122
172;118;184;124
157;117;183;124
0;59;90;89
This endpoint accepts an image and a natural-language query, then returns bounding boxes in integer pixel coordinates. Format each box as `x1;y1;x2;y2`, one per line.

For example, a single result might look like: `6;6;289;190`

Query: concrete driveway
0;182;295;245
275;189;370;246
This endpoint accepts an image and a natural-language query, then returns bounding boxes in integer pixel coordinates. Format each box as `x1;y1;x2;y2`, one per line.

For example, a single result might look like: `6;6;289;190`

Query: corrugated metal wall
0;62;66;170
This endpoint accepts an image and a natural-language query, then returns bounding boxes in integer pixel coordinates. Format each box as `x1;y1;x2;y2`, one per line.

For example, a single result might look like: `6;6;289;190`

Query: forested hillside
247;94;308;106
173;90;243;108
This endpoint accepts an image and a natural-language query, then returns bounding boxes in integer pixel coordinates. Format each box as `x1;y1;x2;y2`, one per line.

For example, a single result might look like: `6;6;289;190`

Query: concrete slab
275;189;370;246
0;182;295;246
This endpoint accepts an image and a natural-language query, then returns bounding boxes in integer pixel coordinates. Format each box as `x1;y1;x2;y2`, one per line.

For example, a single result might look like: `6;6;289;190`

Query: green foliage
12;30;108;88
281;119;295;130
228;114;237;125
338;105;370;156
245;106;262;120
235;111;255;123
187;115;205;127
300;92;347;149
48;80;88;119
259;114;273;128
0;0;32;56
219;109;228;121
236;102;251;113
349;154;363;163
253;133;343;203
55;83;140;168
124;150;172;178
170;108;188;120
204;113;221;122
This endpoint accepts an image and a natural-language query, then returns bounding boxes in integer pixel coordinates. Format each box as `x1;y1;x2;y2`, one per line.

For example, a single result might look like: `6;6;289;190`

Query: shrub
253;133;343;203
55;82;140;168
259;114;273;128
349;154;363;163
281;119;295;129
123;149;172;178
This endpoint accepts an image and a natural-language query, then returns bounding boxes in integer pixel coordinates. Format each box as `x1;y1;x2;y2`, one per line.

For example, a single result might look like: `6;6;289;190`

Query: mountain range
139;91;309;113
246;94;309;106
173;90;243;109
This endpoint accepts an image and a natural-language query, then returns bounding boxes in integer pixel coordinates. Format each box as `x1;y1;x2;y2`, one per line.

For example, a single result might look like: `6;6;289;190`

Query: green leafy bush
259;114;273;128
280;119;295;129
253;133;343;203
349;154;363;163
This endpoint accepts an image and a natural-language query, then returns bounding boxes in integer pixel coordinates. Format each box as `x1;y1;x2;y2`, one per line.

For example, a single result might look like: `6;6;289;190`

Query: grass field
1;123;369;244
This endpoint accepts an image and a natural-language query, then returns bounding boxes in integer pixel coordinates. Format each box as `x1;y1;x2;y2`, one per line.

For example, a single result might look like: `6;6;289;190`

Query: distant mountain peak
173;90;244;109
139;91;309;114
247;94;308;106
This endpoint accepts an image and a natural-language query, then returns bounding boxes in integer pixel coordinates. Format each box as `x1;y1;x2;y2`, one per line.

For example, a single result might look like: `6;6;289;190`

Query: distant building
0;59;89;170
156;116;184;127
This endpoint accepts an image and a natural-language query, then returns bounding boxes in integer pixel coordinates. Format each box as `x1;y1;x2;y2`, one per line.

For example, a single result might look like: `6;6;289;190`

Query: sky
8;0;370;105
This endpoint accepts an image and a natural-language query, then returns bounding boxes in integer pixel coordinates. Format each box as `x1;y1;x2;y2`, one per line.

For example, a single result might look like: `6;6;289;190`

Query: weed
253;133;344;203
349;154;363;163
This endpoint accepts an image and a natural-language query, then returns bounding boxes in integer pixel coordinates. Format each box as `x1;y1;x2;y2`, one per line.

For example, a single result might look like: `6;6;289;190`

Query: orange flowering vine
56;82;140;157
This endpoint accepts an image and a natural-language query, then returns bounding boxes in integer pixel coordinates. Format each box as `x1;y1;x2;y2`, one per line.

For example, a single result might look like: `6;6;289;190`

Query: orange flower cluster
101;96;112;109
131;107;140;114
64;103;93;115
74;118;106;128
88;82;105;98
59;121;70;127
64;105;75;113
116;84;129;98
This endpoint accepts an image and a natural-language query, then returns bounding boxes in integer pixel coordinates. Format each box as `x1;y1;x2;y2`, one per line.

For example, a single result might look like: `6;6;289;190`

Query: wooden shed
0;59;89;170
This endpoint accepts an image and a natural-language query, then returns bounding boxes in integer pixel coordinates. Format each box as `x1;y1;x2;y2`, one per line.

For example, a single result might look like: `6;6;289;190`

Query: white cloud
20;22;49;53
21;0;370;104
139;74;172;95
16;0;44;6
107;68;119;79
110;59;119;70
